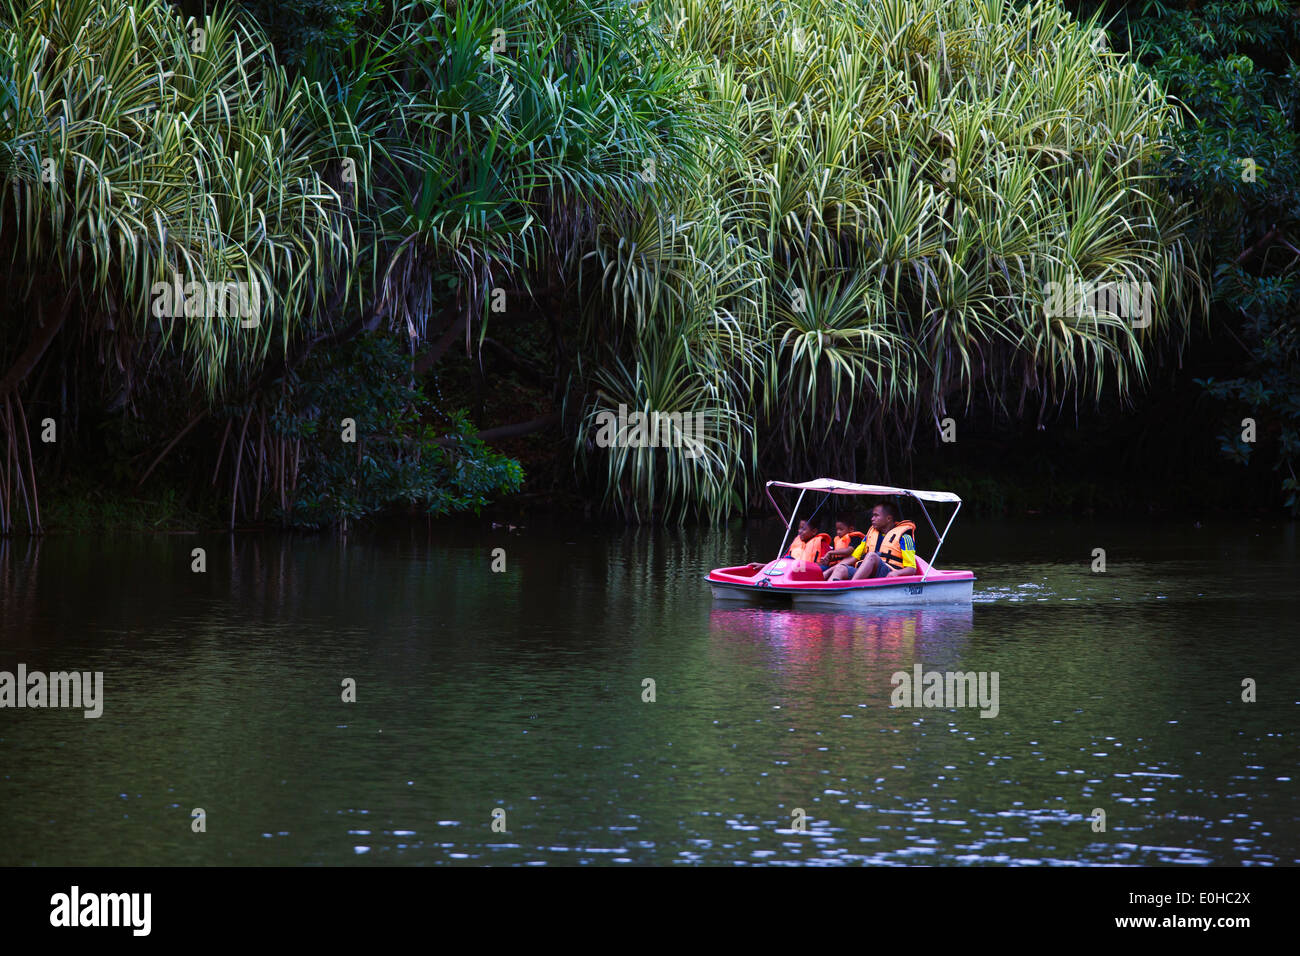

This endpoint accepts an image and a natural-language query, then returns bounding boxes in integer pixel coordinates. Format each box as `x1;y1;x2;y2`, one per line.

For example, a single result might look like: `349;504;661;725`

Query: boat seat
788;562;825;582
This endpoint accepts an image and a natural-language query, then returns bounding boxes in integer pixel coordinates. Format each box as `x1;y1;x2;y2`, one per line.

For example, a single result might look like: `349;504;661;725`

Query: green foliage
0;0;357;398
323;0;716;345
236;0;382;65
1084;0;1300;513
8;0;1274;530
575;0;1201;519
294;0;721;523
1;0;706;532
574;319;757;523
38;474;213;533
270;334;523;529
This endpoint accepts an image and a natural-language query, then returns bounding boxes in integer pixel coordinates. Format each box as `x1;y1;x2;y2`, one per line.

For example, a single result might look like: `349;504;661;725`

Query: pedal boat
707;478;975;607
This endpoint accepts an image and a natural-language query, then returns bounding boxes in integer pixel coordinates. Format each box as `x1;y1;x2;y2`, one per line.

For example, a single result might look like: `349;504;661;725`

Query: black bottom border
3;865;1290;942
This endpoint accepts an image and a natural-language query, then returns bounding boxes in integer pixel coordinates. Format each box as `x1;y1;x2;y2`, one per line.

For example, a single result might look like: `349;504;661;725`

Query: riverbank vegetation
1;0;1295;534
1072;0;1299;514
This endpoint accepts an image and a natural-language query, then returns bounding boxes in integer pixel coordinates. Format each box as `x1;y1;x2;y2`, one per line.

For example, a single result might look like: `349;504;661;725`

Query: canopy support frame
765;481;962;581
919;499;960;583
773;488;806;560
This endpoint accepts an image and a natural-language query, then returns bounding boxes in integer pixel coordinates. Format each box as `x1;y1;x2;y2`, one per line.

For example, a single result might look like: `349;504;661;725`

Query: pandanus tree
0;0;356;532
232;0;716;524
0;0;1215;530
291;0;724;523
342;0;716;374
1;0;707;531
575;0;1204;520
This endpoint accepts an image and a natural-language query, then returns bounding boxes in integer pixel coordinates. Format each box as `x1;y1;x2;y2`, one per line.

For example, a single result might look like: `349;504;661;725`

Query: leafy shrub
274;334;523;528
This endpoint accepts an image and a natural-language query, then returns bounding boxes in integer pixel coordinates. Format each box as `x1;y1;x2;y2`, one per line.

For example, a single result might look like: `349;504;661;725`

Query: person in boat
819;518;865;571
825;502;918;580
786;519;831;564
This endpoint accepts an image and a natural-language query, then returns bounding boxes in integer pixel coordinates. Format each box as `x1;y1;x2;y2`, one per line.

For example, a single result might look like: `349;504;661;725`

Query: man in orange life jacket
825;502;918;580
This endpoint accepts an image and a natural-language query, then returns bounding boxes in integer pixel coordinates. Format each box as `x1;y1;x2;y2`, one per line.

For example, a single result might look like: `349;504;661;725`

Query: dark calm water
1;515;1296;866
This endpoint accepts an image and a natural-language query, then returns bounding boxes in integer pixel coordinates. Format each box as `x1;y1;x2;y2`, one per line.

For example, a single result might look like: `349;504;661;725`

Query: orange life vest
788;532;831;563
861;520;917;569
834;530;865;551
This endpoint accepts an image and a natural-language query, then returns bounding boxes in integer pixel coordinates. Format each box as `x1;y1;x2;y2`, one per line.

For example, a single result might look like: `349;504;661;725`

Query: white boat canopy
766;478;964;575
766;479;961;504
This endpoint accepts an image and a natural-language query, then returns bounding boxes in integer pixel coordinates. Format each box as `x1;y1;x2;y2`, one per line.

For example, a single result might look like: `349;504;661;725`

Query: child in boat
819;518;865;570
786;520;831;564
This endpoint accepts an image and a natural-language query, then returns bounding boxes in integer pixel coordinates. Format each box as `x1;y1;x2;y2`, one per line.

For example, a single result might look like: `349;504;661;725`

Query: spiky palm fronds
346;0;718;348
0;0;360;533
574;321;756;524
0;0;356;398
576;0;1201;515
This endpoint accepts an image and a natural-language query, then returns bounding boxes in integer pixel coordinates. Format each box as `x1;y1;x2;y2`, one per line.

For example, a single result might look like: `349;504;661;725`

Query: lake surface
1;515;1297;865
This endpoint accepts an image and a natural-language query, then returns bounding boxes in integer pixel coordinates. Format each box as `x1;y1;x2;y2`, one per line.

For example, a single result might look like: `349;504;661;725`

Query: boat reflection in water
707;604;976;695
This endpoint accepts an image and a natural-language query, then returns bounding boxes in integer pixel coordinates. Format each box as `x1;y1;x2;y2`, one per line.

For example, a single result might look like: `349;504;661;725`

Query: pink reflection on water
708;605;975;697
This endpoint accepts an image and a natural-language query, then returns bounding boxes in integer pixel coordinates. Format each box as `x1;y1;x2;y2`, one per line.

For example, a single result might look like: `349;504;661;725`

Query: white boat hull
792;577;972;606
